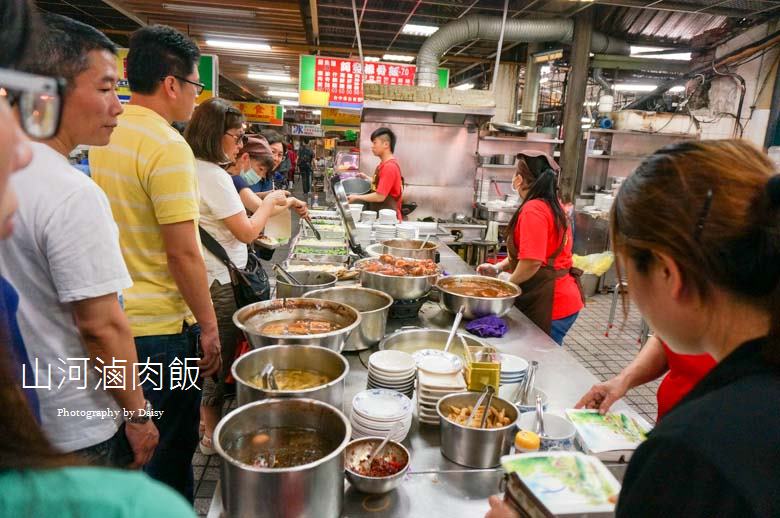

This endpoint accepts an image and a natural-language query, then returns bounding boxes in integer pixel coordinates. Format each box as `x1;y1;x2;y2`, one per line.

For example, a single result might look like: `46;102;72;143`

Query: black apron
506;207;585;336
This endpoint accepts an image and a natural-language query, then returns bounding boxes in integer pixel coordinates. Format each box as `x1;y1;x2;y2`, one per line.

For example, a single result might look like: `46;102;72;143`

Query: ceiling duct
416;15;630;87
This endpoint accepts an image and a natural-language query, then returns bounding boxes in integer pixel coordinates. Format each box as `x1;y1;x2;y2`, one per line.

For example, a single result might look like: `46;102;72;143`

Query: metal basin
275;271;337;299
303;287;393;351
215;398;351;518
436;275;520;319
233;298;362;352
232;345;349;409
437;392;519;468
380;239;438;261
379;328;487;362
344;437;410;494
353;257;439;300
341;177;371;195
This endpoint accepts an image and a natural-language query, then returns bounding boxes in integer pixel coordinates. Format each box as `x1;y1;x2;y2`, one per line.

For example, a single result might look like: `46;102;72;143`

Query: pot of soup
215;398;351;518
436;275;520;319
233;298;362;352
380;238;438;261
232;345;348;409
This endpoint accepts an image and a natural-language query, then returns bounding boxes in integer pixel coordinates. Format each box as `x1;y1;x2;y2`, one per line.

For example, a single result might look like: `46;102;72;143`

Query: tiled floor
192;291;657;516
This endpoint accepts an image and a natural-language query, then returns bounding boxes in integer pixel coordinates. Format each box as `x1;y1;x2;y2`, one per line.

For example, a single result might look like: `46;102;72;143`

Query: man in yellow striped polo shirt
90;25;219;503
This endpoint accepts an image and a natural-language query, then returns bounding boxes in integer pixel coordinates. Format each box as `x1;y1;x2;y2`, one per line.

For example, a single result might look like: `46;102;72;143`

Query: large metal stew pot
436;275;520;319
353;257;439;300
379;328;487;361
303;286;392;351
231;345;349;409
233;298;361;352
275;271;337;299
380;239;438;261
215;398;351;518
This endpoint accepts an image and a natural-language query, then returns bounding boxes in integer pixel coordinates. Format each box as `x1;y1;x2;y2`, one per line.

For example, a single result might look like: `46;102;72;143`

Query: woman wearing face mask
183;98;288;455
477;151;584;345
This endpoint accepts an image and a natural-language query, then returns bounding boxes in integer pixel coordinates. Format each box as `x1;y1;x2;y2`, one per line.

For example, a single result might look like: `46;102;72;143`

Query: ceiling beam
101;0;146;25
310;0;320;44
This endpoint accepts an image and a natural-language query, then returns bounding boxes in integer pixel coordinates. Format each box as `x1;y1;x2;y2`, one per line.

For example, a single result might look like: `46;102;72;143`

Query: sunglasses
0;68;64;139
169;75;205;95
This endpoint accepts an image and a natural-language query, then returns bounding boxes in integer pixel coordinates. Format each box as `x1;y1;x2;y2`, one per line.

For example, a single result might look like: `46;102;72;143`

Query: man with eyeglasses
90;24;220;502
0;12;163;471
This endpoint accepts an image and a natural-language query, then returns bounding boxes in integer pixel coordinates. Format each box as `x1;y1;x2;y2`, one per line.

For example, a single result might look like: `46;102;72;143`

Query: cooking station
208;241;645;518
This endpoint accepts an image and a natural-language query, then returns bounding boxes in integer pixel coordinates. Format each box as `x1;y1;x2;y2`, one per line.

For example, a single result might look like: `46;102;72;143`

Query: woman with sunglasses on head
0;2;195;516
183;97;288;455
477;151;584;345
606;139;780;517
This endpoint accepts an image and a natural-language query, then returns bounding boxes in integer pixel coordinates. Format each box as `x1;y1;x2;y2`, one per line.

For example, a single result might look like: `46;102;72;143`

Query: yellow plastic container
464;346;500;391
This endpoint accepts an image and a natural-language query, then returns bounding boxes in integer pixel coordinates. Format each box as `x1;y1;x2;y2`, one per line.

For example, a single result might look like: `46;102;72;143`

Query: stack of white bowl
396;223;419;240
350;388;413;441
413;349;466;425
499;353;529;386
374;224;396;241
354;223;373;247
367;350;416;399
360;210;377;224
378;209;397;225
349;204;363;224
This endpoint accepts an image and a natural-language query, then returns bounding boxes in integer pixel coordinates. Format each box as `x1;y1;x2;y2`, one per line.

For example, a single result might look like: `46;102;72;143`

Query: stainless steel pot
379;327;487;361
341;177;371;195
232;345;349;408
215;398;351;518
303;287;392;351
436;275;520;319
233;298;362;352
380;239;438;261
353;257;439;300
275;271;337;299
493;154;516;166
436;392;519;468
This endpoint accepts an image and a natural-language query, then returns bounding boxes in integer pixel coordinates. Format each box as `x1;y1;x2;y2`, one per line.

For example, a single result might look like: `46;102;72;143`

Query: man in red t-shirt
348;127;403;221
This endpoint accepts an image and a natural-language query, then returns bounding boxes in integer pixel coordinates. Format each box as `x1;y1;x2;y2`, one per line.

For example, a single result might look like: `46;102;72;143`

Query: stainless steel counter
209;242;647;518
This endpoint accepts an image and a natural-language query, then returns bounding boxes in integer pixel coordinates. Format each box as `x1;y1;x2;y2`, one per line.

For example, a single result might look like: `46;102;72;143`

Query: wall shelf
481;136;564;144
478;164;516;169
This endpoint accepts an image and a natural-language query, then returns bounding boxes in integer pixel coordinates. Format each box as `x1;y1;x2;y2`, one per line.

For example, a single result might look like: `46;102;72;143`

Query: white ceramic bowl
517;411;575;451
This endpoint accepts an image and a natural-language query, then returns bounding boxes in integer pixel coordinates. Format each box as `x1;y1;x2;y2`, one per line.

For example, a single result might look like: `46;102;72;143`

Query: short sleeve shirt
514;199;583;320
90;105;199;336
196;159;248;285
374;159;403;221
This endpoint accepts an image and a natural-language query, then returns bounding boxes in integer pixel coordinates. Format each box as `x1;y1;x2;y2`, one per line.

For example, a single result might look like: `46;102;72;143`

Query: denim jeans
300;166;311;194
75;424;133;468
135;323;201;503
550;312;580;346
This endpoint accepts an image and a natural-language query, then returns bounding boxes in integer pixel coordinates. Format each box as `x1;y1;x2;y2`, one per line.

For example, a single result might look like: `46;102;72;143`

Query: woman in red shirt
478;151;584;344
576;335;716;420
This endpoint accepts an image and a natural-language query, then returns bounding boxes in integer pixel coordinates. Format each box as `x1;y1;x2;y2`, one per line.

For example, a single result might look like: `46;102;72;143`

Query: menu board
231;102;283;126
115;49;218;104
321;108;361;127
299;55;450;109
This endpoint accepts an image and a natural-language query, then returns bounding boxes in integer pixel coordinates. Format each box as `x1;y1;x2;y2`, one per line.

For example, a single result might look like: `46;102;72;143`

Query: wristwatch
127;399;153;424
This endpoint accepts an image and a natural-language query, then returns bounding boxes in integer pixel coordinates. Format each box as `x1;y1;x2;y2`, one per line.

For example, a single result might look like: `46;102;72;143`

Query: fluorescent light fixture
613;83;657;92
364;56;381;62
402;24;439;36
280;99;299;106
540;77;550;84
247;72;291;82
382;54;415;62
266;90;299;98
516;109;523;113
454;83;474;90
163;4;255;18
581;117;595;123
668;85;686;93
630;45;690;61
584;101;598;107
312;110;321;115
581;124;592;129
205;39;270;52
541;65;552;75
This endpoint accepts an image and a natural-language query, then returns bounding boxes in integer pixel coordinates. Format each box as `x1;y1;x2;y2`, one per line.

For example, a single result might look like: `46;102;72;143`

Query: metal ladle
534;394;546;436
443;306;465;353
273;264;302;286
469;385;495;428
260;363;279;390
362;421;402;472
418;234;431;250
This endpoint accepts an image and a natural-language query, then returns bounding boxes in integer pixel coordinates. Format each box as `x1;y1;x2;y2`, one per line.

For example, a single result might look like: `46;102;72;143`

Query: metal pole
491;0;511;93
764;58;780;148
560;10;593;202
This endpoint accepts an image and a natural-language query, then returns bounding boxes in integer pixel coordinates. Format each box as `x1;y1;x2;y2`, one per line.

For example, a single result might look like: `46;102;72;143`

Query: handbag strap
198;226;238;270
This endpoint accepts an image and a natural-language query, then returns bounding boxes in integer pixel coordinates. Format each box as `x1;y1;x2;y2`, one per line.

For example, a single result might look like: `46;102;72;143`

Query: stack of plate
378;209;397;225
361;210;377;224
367;350;416;399
354;223;373;246
416;369;467;425
350;389;413;441
374;223;397;241
499;353;529;386
396;223;419;240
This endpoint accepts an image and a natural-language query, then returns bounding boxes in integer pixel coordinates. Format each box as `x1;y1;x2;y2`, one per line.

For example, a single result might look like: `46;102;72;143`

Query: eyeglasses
0;68;64;139
170;75;205;95
225;131;244;144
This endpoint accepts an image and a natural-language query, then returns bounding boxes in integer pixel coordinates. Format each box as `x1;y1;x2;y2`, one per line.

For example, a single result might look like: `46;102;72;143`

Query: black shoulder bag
198;227;271;308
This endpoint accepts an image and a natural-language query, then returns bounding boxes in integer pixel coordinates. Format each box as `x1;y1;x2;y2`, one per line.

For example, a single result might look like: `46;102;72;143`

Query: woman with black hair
477;151;583;344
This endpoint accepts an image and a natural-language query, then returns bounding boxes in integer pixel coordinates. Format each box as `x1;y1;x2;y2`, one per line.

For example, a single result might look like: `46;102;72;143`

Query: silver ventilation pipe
416;15;630;87
593;68;611;92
